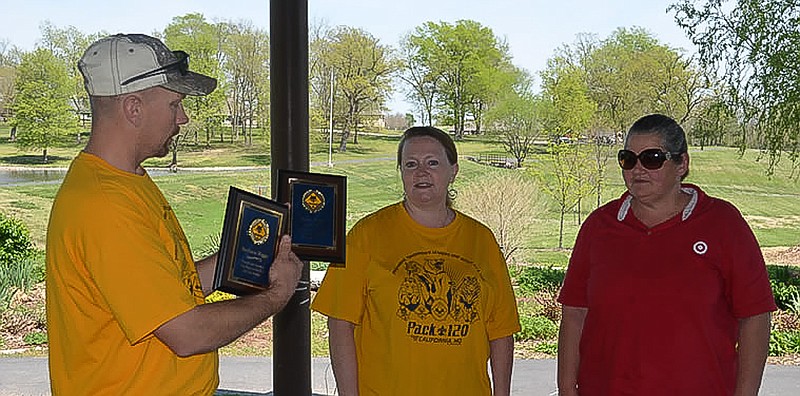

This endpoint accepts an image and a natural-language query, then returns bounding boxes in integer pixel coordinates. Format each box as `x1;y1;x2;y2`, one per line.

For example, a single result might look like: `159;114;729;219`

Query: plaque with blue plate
213;186;289;295
277;170;346;263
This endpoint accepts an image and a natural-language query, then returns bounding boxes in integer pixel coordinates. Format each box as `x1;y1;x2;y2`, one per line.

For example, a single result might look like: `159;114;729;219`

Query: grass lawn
2;133;799;265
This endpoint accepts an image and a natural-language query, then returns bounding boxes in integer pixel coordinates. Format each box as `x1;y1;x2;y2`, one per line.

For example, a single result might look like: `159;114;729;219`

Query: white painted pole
328;70;335;167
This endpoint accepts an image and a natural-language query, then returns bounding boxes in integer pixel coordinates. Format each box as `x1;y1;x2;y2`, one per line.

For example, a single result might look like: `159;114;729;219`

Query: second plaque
277;169;346;263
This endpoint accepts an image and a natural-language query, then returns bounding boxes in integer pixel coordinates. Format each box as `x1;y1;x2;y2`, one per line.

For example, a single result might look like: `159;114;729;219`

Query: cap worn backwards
78;33;217;97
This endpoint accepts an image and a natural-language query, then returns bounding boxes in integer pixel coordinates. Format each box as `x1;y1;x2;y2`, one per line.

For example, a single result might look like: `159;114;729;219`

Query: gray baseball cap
78;33;217;96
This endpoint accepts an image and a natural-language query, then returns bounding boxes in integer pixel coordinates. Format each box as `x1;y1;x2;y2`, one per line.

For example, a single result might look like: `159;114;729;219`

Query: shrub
771;280;800;311
767;265;800;286
0;213;35;267
1;256;43;311
516;315;558;341
23;330;47;346
516;265;566;296
456;172;546;267
769;331;800;356
533;341;559;355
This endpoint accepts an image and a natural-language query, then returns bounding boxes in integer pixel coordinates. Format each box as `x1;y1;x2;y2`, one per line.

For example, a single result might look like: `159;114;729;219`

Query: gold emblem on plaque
248;218;269;245
302;189;325;213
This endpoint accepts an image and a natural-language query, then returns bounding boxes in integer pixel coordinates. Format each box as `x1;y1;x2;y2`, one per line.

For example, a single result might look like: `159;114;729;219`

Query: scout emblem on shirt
395;253;481;346
248;218;269;245
302;189;325;213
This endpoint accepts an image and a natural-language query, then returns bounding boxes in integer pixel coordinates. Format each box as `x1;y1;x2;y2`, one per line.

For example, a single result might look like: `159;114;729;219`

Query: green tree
406;20;511;139
540;54;596;138
163;14;227;154
691;94;738;150
671;0;800;174
537;142;594;248
10;48;78;162
220;21;270;146
540;51;604;208
582;27;704;135
398;33;439;126
484;70;543;167
0;39;21;137
312;26;395;152
38;21;104;134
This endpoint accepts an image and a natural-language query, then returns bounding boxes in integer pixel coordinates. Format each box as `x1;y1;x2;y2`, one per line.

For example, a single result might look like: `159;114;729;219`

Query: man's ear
121;94;143;127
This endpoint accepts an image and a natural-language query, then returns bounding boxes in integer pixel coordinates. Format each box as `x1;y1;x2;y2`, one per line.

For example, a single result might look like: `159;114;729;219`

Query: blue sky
1;0;695;113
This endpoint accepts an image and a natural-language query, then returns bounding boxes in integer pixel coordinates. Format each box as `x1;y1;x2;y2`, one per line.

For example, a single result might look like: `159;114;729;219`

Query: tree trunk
170;140;178;172
10;125;16;141
338;128;350;152
558;208;565;249
42;148;48;163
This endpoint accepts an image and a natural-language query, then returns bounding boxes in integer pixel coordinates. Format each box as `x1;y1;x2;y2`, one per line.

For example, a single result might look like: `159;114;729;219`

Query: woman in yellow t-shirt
312;126;520;395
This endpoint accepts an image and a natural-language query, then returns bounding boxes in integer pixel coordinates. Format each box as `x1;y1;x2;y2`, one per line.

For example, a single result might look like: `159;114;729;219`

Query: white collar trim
617;186;699;222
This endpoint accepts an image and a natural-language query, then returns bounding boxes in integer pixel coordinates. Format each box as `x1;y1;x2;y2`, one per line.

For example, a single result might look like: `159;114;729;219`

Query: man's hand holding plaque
213;186;291;295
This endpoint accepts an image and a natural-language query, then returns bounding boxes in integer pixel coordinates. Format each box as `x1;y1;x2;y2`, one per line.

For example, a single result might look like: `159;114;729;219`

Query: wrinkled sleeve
719;204;777;318
558;218;594;308
311;223;370;325
485;233;521;340
85;199;197;345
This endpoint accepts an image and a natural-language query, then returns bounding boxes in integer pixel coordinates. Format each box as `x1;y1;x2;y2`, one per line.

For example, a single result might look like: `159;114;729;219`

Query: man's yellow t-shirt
46;152;218;395
312;203;520;395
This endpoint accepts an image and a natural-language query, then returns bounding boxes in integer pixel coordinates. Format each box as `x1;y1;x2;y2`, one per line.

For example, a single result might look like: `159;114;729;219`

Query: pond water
0;168;175;186
0;168;68;186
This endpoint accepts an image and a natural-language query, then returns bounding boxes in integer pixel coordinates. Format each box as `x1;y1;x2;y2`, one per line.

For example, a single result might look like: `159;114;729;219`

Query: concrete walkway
2;357;799;395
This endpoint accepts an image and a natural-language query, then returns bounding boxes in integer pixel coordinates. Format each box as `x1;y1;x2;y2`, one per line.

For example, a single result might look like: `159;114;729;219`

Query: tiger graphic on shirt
395;250;481;345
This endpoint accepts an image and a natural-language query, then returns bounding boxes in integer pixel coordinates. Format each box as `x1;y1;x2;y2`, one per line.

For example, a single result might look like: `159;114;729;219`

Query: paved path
1;357;799;395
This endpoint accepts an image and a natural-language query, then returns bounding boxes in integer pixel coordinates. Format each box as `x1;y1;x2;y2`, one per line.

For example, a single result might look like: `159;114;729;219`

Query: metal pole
270;0;310;395
328;70;335;167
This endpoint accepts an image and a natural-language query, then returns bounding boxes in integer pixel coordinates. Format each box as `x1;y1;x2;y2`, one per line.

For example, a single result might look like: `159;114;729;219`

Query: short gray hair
625;113;687;154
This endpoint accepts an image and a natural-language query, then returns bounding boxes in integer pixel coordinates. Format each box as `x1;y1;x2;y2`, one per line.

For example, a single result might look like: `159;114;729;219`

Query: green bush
516;315;559;341
533;341;559;355
771;280;800;311
769;331;800;356
516;265;565;296
767;265;800;311
767;265;800;286
0;213;35;267
23;331;48;346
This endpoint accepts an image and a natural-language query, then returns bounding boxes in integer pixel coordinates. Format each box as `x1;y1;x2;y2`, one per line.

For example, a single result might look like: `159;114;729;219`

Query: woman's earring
448;187;457;201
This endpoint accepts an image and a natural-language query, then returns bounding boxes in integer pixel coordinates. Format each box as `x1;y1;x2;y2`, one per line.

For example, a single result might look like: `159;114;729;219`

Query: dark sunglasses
618;148;681;170
120;50;189;86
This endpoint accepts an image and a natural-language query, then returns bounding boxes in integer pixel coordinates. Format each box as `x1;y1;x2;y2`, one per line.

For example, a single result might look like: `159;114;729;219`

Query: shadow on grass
240;154;271;166
0;155;72;165
337;144;381;155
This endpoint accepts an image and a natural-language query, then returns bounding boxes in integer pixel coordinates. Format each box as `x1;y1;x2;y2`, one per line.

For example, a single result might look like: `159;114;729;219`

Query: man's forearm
155;284;296;357
195;252;218;297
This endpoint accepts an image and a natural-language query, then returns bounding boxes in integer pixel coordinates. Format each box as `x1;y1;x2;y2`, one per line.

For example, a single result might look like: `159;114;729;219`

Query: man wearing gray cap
45;34;302;395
